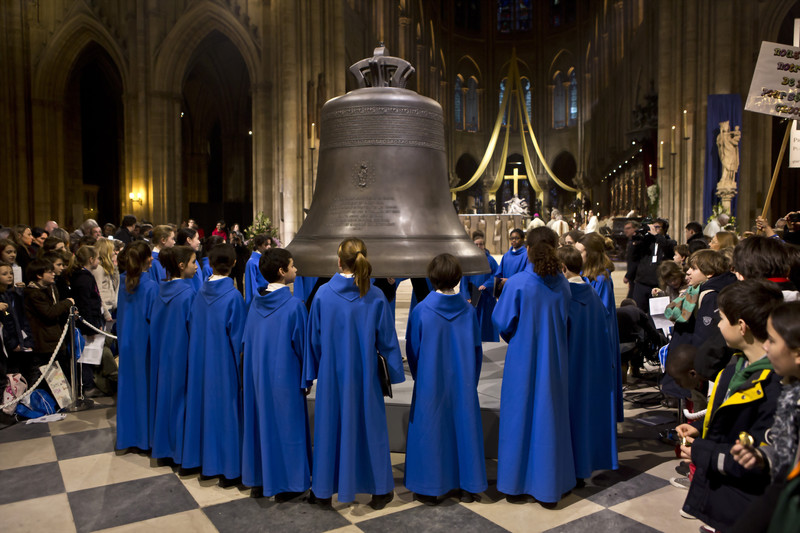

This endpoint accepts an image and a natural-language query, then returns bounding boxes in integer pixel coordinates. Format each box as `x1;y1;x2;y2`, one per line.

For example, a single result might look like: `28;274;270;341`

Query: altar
307;341;507;459
458;214;530;254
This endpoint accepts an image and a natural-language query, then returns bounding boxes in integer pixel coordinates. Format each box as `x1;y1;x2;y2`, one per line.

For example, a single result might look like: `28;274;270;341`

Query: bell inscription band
287;45;491;277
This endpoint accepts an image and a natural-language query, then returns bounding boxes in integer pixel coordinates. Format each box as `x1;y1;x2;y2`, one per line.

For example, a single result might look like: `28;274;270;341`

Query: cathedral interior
3;3;800;532
2;0;799;242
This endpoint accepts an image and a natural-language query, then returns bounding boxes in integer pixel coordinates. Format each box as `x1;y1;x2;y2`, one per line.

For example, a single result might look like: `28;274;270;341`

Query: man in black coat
684;221;708;254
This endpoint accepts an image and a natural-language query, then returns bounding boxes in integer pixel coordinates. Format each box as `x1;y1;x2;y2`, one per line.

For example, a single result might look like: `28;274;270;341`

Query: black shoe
369;491;394;510
414;493;439;506
675;461;690;476
459;490;479;503
575;478;586;488
308;490;332;509
275;491;303;503
506;494;535;504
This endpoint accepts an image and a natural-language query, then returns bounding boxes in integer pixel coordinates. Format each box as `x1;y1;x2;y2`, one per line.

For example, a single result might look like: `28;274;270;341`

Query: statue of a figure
503;195;529;216
716;121;741;188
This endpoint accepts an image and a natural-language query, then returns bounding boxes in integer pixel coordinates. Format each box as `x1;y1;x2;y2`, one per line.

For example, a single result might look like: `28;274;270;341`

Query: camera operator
630;217;676;312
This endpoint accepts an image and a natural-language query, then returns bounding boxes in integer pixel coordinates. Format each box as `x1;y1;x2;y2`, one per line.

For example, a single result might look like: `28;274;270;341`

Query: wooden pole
761;120;792;220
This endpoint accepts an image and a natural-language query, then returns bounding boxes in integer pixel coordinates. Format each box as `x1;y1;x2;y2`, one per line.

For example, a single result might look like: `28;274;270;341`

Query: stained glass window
466;77;479;132
553;72;566;129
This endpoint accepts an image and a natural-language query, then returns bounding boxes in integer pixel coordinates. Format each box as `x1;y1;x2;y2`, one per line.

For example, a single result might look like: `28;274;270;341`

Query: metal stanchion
67;307;94;412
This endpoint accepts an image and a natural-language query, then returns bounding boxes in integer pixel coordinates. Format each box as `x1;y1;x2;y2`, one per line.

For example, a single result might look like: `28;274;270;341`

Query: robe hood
567;282;595;307
159;278;194;304
425;291;470;320
200;276;237;304
327;273;363;302
251;287;292;317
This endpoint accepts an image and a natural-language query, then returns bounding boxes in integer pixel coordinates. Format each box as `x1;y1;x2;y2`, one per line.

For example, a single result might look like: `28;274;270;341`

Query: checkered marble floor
0;379;691;533
2;266;682;533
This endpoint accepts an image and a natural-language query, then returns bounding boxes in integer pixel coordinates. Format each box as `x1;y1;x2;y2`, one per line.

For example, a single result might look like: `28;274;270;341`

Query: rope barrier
0;320;70;412
76;317;117;340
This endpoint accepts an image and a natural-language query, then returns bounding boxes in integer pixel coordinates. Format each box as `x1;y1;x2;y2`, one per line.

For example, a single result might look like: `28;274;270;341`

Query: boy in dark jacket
675;279;784;531
22;258;74;383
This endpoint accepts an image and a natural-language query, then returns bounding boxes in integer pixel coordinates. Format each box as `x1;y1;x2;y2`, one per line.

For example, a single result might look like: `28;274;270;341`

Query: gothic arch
548;49;575;79
456;55;482;81
153;2;261;94
33;11;128;100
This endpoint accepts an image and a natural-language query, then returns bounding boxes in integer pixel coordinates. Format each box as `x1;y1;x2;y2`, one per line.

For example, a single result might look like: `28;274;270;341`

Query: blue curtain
704;94;742;222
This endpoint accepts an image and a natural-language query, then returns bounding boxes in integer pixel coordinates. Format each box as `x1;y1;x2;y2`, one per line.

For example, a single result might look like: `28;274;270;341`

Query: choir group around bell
2;212;800;532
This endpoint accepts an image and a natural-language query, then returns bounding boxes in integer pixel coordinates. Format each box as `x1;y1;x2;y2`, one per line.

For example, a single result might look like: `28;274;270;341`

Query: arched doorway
182;31;253;234
498;153;535;214
63;43;124;228
549;151;577;219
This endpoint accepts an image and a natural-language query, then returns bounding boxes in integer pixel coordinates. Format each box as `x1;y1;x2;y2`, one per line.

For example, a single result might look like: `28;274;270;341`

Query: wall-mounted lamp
129;192;143;205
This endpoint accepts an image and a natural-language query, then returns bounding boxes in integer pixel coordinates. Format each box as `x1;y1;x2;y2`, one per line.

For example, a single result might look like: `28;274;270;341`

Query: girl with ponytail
303;237;404;509
116;240;159;451
491;226;576;504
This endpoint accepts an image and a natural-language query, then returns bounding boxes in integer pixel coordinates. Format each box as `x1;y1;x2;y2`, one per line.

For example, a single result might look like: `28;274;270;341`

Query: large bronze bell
287;46;491;277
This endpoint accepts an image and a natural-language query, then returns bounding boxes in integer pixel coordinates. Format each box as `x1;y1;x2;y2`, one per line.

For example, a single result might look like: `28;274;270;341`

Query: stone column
147;91;183;223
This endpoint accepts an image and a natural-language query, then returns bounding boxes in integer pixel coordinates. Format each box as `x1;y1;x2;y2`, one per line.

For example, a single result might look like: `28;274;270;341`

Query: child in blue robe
405;253;487;504
494;228;528;295
460;231;499;342
242;248;311;499
577;233;624;422
116;241;158;451
492;227;575;503
303;238;405;509
557;246;618;480
244;234;271;306
176;227;204;292
182;244;246;481
150;246;197;463
148;225;175;285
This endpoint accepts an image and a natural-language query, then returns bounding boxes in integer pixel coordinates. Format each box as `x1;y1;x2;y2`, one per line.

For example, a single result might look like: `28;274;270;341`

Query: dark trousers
632;282;655;313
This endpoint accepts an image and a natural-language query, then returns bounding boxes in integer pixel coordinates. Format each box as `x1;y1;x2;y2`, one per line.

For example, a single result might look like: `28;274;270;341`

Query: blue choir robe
491;265;576;502
241;287;311;494
460;251;499;342
200;257;212;281
404;292;487;496
189;259;203;292
585;273;624;423
182;277;246;479
115;274;158;450
566;281;619;479
292;275;319;305
495;246;528;283
150;278;196;463
244;251;268;306
149;251;167;285
303;273;405;502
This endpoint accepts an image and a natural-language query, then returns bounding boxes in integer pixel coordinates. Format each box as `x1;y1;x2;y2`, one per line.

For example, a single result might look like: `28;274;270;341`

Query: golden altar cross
504;167;526;196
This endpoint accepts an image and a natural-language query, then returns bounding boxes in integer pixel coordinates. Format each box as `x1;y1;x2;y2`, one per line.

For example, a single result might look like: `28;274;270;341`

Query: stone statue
716;121;741;189
715;121;741;213
503;195;529;216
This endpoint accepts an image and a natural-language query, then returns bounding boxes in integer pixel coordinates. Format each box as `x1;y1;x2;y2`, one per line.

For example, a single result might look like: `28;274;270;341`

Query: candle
311;123;316;149
682;110;688;139
659;141;664;168
671;125;676;153
648;163;652;178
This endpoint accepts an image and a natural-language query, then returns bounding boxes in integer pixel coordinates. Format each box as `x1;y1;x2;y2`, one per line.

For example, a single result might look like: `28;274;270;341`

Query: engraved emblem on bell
353;161;374;189
286;45;491;278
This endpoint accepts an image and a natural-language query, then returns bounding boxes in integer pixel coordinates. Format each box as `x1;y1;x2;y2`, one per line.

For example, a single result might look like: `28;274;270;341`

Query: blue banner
704;94;743;222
